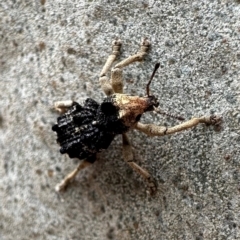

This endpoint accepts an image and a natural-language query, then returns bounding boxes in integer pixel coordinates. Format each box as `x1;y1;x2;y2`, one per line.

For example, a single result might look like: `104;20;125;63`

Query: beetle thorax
113;93;156;127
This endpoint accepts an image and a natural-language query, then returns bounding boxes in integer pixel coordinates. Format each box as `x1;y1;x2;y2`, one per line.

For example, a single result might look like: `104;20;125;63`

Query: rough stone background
0;0;240;239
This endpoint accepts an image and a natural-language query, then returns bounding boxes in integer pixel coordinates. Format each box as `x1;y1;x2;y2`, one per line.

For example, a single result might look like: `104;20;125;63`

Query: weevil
52;38;221;195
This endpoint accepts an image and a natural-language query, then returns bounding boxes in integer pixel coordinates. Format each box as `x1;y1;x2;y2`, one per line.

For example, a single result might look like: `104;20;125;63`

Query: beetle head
114;94;159;127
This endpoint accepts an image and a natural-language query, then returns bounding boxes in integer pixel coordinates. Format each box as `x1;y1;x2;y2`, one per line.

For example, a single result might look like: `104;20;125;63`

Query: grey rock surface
1;0;240;239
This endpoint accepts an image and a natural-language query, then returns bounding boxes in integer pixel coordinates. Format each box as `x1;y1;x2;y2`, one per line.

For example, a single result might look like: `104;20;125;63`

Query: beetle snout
145;95;159;112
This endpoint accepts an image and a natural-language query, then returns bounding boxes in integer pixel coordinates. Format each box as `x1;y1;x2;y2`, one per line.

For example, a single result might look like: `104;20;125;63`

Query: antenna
153;107;185;121
146;62;160;97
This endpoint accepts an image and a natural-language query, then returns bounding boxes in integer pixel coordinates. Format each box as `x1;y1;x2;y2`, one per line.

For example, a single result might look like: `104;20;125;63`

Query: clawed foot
55;179;70;192
210;115;222;125
112;38;122;47
146;177;158;196
207;115;222;131
141;37;151;47
111;38;122;55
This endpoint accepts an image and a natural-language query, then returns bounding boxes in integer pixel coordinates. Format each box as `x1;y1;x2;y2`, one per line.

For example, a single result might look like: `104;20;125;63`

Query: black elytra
52;97;129;162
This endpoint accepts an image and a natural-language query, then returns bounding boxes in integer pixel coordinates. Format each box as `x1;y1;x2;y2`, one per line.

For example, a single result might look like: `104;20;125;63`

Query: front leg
99;39;122;96
110;38;150;94
134;115;222;137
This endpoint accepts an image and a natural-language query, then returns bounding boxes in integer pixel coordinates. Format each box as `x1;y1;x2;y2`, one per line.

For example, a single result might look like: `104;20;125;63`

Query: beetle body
52;93;159;162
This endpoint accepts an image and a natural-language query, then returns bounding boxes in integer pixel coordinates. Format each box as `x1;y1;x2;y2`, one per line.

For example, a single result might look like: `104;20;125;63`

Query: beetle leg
99;39;122;96
122;133;157;196
55;159;92;192
54;100;74;114
111;38;150;94
114;38;150;69
110;66;123;94
134;115;222;137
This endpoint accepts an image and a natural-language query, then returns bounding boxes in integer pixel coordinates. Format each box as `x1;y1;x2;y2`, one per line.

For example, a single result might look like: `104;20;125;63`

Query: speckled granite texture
0;0;240;239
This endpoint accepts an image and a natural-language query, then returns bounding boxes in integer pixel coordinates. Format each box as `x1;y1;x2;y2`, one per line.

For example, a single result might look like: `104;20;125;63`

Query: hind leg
54;100;74;114
55;159;93;192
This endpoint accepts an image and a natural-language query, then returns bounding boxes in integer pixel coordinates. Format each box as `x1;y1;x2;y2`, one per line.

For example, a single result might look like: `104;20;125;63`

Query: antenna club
155;62;160;69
